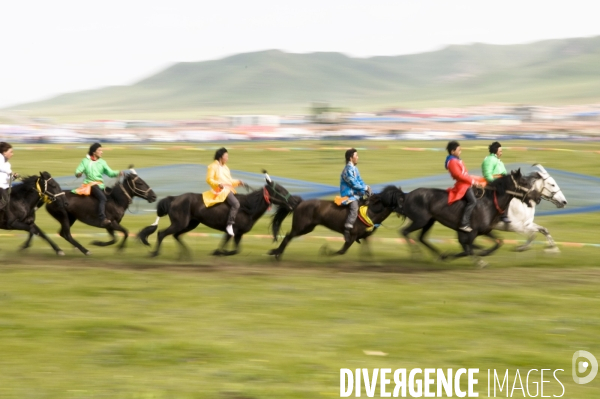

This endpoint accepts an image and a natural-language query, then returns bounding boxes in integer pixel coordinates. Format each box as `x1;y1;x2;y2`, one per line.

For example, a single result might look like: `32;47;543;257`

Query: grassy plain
1;140;599;398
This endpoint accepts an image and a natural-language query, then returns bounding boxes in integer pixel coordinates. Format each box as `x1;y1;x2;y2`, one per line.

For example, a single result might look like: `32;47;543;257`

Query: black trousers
460;187;477;227
91;185;108;220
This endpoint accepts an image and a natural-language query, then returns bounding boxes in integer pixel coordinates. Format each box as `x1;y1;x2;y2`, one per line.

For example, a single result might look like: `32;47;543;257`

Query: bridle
534;175;564;205
120;175;153;204
264;181;291;205
35;176;65;204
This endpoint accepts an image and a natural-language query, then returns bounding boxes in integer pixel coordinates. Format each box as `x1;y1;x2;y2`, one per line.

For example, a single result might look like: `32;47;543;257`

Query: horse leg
321;233;356;256
90;227;117;247
268;223;316;260
417;219;443;259
538;225;559;253
223;234;243;256
110;224;129;252
10;221;64;256
460;234;489;268
151;215;189;257
20;232;35;251
213;233;233;256
173;220;200;260
443;232;473;262
29;224;65;256
474;232;503;257
401;218;434;257
359;236;373;259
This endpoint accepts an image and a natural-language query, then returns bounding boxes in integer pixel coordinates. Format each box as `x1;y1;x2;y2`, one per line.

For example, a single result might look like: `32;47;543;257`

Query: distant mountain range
6;36;600;120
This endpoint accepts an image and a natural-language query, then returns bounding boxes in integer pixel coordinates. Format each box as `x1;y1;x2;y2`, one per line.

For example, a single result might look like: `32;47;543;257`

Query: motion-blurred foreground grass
1;140;599;398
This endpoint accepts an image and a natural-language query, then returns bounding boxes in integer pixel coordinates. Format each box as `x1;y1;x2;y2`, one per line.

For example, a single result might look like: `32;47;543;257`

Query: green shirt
481;154;507;182
74;156;120;189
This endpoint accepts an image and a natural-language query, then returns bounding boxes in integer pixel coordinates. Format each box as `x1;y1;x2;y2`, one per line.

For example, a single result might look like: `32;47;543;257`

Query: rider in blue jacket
340;148;371;241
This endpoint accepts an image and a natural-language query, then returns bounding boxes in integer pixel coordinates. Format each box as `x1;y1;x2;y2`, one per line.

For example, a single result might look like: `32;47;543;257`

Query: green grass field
1;140;600;398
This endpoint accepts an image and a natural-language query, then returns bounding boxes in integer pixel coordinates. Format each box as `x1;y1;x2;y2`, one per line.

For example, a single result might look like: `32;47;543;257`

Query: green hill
6;36;600;120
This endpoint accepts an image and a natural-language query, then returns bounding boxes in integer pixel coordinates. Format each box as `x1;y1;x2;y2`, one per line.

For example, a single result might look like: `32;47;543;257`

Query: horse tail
137;196;174;246
270;196;303;241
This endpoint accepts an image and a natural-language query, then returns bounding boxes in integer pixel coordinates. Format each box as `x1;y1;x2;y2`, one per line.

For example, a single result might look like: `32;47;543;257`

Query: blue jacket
340;162;368;202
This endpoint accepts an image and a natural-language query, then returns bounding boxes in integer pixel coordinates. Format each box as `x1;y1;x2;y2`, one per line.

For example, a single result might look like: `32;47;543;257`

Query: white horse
494;164;568;252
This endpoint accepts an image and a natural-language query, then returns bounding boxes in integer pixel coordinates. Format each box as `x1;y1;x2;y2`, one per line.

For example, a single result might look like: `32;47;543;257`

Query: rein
35;177;65;204
119;175;153;204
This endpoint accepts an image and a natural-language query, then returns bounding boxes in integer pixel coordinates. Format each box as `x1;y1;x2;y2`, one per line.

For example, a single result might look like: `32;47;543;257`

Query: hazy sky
1;0;599;108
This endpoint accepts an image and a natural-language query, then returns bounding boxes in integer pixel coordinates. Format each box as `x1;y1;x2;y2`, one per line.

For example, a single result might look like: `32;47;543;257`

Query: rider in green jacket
482;141;510;224
75;143;121;226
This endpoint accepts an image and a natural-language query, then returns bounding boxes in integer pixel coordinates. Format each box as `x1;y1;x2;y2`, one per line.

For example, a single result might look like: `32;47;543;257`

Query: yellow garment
202;160;241;207
74;181;101;196
358;205;375;232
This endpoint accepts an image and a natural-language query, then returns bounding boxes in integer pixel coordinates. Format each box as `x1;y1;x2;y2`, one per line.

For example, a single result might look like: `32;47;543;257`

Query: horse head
123;170;157;203
262;170;298;211
37;171;68;209
374;185;405;215
531;164;567;208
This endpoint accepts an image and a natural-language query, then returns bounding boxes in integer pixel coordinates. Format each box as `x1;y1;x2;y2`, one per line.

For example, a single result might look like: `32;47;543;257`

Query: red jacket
446;157;483;204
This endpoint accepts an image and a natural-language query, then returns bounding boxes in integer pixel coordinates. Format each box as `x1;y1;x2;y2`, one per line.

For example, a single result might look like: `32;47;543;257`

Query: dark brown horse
45;171;156;255
137;173;299;258
268;185;405;259
3;172;68;255
400;169;536;267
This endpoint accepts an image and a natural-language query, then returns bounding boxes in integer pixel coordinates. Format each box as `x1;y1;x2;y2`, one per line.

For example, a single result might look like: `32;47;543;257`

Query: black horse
45;170;156;255
268;185;405;259
137;173;299;258
400;169;535;267
2;172;68;255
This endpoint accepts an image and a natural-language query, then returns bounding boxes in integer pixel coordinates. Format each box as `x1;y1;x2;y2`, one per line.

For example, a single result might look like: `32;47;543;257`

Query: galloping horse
268;185;405;259
400;169;535;267
3;172;68;255
137;172;299;258
494;164;567;252
45;169;156;255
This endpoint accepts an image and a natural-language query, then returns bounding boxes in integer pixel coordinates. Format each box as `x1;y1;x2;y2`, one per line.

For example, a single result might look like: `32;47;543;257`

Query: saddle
73;182;100;196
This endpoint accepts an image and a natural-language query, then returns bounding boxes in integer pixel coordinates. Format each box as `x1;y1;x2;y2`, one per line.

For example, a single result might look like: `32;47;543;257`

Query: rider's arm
206;163;220;189
342;166;367;194
0;161;12;174
75;158;87;177
102;161;120;178
448;159;474;185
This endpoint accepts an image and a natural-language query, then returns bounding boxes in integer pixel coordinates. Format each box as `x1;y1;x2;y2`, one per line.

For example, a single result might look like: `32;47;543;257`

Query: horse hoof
515;245;531;252
476;259;489;269
84;251;92;256
57;251;65;256
544;246;560;254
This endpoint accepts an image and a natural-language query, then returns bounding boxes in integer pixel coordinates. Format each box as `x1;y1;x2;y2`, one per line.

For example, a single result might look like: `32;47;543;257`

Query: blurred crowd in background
1;103;599;143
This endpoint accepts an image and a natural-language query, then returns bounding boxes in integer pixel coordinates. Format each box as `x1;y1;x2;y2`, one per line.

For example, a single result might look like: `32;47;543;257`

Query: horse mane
104;177;133;206
10;174;47;200
486;174;511;197
369;185;402;213
237;188;265;215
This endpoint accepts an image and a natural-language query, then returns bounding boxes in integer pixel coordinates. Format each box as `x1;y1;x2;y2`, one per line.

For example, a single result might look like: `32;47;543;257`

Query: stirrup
459;225;473;232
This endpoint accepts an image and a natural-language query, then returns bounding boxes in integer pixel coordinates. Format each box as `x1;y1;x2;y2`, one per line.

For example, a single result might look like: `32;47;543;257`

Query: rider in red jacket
445;141;484;232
